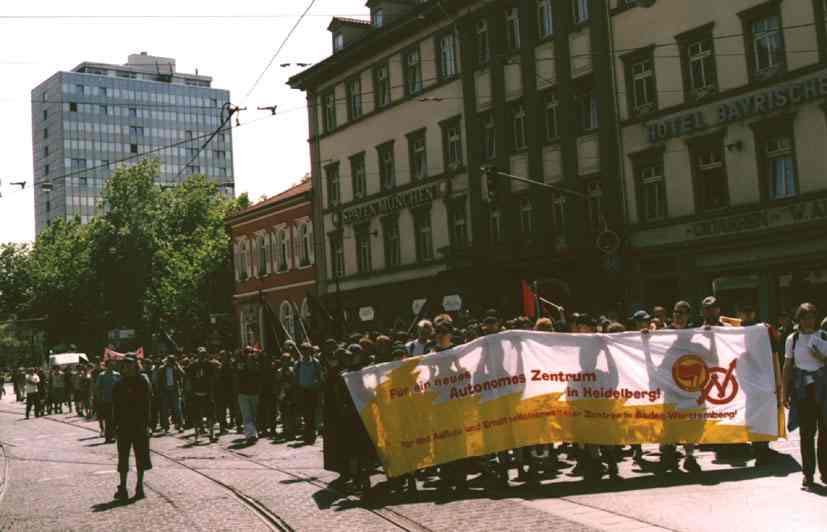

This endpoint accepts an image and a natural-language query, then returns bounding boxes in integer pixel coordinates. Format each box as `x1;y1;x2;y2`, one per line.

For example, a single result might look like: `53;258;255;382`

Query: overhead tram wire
0;13;364;20
240;0;320;105
174;102;240;181
2;111;282;200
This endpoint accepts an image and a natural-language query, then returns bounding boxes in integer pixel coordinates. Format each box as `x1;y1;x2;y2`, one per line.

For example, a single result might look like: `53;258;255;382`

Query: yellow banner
342;326;784;477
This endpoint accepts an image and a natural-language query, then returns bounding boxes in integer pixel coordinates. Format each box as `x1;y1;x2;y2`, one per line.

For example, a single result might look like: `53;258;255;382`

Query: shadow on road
91;499;136;512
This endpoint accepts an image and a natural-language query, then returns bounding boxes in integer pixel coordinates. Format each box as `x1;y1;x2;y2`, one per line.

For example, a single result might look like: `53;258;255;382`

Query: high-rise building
31;52;234;234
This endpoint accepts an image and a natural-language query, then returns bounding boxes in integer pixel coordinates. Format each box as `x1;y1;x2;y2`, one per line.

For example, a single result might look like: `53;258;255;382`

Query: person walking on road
295;343;322;445
112;355;153;501
236;348;261;444
24;368;40;419
95;361;121;443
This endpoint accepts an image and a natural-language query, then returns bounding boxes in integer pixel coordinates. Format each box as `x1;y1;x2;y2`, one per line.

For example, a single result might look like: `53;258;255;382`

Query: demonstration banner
342;326;784;477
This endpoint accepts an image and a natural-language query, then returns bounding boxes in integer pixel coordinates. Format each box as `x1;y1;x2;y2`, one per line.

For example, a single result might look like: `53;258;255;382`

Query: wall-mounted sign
411;298;427;315
359;306;375;322
341;183;440;225
442;294;462;312
646;70;827;144
684;198;827;239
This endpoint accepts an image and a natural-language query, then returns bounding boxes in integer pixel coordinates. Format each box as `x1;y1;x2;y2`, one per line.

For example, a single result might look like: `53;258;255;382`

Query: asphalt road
0;384;824;531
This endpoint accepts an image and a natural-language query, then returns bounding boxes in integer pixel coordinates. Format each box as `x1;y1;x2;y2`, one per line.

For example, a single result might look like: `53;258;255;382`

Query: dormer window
372;8;384;27
333;32;344;52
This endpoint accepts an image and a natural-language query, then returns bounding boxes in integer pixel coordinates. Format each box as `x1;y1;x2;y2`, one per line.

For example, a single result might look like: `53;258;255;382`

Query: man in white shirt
405;320;433;357
24;369;40;419
783;302;827;490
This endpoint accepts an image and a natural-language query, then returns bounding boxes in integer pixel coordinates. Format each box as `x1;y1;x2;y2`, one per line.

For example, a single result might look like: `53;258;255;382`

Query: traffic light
482;166;498;201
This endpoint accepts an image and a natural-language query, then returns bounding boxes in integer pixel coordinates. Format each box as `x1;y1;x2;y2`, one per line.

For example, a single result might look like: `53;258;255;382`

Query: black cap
483;309;500;324
702;296;720;308
632;310;652;322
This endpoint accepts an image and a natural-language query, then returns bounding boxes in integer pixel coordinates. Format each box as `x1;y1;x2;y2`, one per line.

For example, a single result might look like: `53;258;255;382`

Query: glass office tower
31;53;234;234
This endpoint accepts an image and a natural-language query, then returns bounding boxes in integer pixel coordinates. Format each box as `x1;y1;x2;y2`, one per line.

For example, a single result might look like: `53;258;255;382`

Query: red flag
521;280;537;319
136;347;144;359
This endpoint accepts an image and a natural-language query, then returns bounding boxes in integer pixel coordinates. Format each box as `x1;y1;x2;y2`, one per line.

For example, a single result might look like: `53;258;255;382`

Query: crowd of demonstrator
6;297;826;497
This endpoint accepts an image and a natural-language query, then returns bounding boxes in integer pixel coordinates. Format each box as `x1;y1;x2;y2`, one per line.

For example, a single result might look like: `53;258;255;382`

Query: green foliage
6;159;245;355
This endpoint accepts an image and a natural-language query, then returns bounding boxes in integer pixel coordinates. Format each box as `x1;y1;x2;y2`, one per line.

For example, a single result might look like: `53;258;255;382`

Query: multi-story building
31;52;234;234
289;0;625;329
614;0;827;317
226;178;317;349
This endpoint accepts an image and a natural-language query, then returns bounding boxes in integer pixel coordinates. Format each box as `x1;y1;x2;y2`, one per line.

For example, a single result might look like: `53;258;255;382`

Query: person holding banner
96;361;121;443
783;303;827;490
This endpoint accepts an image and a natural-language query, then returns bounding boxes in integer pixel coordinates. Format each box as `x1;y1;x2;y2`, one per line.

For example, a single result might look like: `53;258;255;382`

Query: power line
2;112;281;197
241;0;320;104
175;103;239;181
0;14;366;20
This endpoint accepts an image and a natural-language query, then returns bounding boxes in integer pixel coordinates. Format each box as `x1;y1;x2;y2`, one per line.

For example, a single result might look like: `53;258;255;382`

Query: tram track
0;408;293;531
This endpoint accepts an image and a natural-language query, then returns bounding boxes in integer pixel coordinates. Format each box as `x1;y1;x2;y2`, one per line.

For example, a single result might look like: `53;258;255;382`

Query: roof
228;178;311;220
329;16;371;27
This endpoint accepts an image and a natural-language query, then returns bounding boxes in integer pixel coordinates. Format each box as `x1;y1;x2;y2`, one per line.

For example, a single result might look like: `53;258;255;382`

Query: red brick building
226;178;315;350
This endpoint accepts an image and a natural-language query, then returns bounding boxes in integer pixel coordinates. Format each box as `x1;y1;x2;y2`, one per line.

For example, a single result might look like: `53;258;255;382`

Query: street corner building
226;178;317;349
286;0;631;329
31;52;234;235
614;0;827;318
287;0;827;325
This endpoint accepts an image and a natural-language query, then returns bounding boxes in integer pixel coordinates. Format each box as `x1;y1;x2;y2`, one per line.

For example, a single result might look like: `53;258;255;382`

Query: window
130;143;139;154
438;32;458;79
279;301;295;339
573;0;590;24
538;0;553;38
69;102;77;112
185;130;193;141
512;103;527;151
238;239;249;279
322;90;336;132
625;52;657;115
42;92;48;102
374;63;391;108
350;153;367;199
213;150;226;160
325;163;340;206
382;216;401;268
356;223;372;273
575;79;599;133
490;206;503;244
442;117;463;169
43;146;49;157
76;84;85;95
408;129;428;180
586;180;603;231
330;233;345;278
476;19;491;66
99;105;109;115
297;222;313;267
544;89;559;141
377;142;395;190
414;209;433;262
635;157;667;222
372;8;384;27
44;164;49;176
506;8;521;50
551;192;566;234
451;199;468;249
690;136;729;211
275;227;290;272
43;128;48;139
404;48;423;96
482;112;496;160
257;233;269;276
749;13;784;78
43;109;48;121
129;126;144;137
333;32;344;52
70;158;86;170
678;25;718;100
346;77;362;120
758;126;798;200
518;197;535;236
129;107;138;118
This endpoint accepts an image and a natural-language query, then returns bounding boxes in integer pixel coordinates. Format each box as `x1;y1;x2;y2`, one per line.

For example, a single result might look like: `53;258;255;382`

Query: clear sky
0;0;368;243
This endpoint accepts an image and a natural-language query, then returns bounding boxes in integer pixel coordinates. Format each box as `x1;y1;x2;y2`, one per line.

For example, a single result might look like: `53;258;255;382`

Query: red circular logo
672;355;710;392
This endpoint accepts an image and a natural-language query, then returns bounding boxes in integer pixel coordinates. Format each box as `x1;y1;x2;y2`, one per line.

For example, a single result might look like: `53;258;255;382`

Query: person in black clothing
112;355;153;501
322;346;347;480
188;347;217;443
339;344;374;492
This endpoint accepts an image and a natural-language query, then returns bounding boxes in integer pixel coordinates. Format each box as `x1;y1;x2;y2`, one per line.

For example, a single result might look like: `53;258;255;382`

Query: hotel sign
647;70;827;144
686;198;827;239
341;183;440;225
